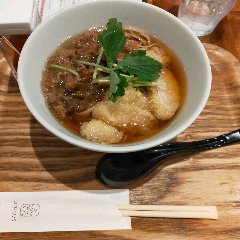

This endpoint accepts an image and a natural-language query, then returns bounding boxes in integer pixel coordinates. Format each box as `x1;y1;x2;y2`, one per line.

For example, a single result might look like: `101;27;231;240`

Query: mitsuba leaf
98;18;126;68
109;71;120;96
110;71;128;102
118;50;162;81
126;50;146;57
96;19;163;102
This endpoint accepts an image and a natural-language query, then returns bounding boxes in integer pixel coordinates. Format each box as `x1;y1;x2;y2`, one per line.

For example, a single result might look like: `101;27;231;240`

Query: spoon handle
147;129;240;156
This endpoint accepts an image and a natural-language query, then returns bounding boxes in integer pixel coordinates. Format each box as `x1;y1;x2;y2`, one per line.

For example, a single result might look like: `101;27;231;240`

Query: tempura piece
80;119;124;144
116;86;149;109
92;87;156;135
148;69;181;120
146;46;171;67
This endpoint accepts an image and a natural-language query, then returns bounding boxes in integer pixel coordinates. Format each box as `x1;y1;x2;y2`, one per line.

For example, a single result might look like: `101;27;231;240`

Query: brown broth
42;28;186;144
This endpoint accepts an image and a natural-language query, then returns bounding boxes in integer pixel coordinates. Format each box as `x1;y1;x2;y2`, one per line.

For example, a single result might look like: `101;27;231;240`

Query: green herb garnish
110;71;129;102
96;18;162;101
117;50;161;81
49;64;79;77
55;18;163;101
97;18;126;68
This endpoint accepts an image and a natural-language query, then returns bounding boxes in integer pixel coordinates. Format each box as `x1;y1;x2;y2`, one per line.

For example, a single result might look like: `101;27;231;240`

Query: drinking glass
178;0;237;36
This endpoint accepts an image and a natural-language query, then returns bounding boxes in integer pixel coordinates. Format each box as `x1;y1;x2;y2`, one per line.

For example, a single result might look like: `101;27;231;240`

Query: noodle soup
42;26;186;145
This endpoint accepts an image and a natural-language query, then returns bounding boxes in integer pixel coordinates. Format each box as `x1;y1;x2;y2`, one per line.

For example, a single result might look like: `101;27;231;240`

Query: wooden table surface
0;1;240;239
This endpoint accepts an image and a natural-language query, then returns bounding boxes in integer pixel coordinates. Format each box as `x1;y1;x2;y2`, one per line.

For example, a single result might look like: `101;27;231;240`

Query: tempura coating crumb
80;119;124;144
116;86;149;109
146;46;171;67
92;87;156;135
148;69;181;120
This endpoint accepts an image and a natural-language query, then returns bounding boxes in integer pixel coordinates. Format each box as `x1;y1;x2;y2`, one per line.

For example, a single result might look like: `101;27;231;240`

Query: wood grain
0;2;240;240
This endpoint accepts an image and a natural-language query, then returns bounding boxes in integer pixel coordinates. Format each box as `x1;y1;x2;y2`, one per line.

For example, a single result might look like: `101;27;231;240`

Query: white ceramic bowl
18;0;211;153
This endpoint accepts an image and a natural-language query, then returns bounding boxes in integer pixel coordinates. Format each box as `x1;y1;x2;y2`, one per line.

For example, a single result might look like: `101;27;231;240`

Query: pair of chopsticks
118;204;218;220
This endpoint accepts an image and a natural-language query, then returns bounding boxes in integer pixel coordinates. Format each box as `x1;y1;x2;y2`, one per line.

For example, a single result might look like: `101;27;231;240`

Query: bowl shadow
30;116;107;190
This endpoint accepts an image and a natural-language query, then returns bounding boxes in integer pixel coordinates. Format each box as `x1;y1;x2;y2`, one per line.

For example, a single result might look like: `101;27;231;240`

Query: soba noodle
124;28;159;50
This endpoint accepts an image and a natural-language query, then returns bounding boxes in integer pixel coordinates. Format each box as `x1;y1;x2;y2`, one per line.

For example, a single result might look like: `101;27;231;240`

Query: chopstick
0;37;18;80
2;36;20;56
117;204;218;220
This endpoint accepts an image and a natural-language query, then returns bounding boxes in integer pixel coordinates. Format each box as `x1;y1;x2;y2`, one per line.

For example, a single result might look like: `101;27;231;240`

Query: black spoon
96;129;240;188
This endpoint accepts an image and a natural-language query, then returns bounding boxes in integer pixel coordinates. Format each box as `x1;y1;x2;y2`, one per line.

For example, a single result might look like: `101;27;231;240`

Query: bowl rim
18;0;212;153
